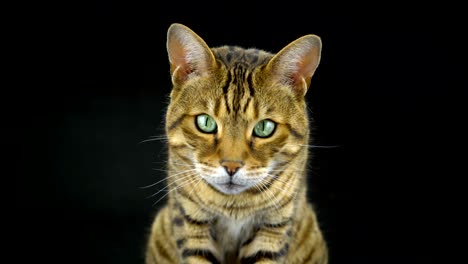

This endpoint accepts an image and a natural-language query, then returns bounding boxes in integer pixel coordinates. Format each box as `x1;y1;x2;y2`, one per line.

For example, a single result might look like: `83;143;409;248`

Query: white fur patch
215;216;254;253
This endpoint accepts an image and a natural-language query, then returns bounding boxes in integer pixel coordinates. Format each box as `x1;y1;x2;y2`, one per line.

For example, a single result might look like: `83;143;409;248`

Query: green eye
196;114;217;133
253;119;276;138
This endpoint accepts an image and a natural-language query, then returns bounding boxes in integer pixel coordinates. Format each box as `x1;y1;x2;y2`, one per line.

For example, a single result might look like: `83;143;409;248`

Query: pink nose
221;160;243;176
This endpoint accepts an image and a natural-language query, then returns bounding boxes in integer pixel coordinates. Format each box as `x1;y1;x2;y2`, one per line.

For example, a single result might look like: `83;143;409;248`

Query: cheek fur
184;131;217;156
250;126;290;160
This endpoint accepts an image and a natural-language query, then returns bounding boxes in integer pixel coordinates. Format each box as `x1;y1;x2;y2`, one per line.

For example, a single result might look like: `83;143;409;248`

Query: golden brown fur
146;23;327;264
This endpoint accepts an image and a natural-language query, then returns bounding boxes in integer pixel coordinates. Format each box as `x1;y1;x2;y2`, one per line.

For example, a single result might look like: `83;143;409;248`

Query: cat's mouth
210;181;248;195
196;165;267;195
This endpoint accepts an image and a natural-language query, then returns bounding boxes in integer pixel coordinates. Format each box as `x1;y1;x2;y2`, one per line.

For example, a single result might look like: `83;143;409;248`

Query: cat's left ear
266;35;322;97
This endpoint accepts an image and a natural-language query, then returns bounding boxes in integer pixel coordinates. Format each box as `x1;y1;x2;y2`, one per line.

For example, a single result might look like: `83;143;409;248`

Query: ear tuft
266;35;322;96
166;23;216;84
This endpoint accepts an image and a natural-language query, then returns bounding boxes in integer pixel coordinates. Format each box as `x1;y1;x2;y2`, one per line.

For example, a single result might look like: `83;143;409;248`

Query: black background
28;1;466;263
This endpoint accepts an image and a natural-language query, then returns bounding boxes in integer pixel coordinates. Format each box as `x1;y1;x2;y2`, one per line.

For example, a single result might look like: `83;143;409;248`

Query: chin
211;182;250;195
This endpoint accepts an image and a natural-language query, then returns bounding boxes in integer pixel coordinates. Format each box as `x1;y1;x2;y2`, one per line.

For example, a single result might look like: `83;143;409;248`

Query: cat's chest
213;216;255;253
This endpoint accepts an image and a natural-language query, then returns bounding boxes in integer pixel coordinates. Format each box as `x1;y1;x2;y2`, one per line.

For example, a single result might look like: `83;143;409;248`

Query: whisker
255;180;281;212
247;172;295;183
140;169;198;189
170;162;195;167
250;172;300;194
170;160;194;167
262;178;299;205
187;175;204;199
252;184;263;206
138;136;168;144
267;178;298;192
151;160;169;164
146;172;198;199
286;144;340;149
150;168;169;172
151;161;194;169
149;135;167;138
252;182;270;209
185;180;208;223
262;181;283;212
268;169;303;173
151;175;200;206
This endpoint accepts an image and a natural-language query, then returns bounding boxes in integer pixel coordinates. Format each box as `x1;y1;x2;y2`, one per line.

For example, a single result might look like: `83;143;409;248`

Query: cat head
165;23;321;195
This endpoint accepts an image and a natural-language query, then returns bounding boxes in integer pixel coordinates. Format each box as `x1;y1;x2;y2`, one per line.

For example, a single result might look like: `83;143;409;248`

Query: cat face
165;24;321;195
167;69;308;194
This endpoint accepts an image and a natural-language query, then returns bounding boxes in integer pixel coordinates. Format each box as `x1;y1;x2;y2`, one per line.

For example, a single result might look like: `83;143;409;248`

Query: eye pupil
196;114;217;133
253;119;275;138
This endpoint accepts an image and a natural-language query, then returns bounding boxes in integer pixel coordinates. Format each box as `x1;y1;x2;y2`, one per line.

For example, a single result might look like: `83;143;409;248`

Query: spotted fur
146;23;327;264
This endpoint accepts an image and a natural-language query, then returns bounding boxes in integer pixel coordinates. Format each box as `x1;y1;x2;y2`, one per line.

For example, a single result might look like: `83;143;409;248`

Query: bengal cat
145;23;328;264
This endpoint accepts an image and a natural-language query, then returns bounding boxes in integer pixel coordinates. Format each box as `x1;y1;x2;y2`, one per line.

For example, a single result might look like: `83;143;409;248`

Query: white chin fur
210;182;250;195
197;166;267;195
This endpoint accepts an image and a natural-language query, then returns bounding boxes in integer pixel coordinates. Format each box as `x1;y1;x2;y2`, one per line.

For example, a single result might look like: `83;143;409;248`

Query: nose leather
221;160;243;176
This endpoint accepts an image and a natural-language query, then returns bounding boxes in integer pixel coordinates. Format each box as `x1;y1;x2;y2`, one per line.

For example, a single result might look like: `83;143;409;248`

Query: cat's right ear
166;23;216;85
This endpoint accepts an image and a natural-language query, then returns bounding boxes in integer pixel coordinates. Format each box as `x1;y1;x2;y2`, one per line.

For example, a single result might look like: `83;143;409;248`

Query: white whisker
286;144;340;149
138;136;168;144
170;161;194;166
187;175;204;199
140;169;198;189
255;179;281;212
152;175;200;206
269;169;303;173
252;172;300;195
151;161;194;169
146;172;199;198
150;168;169;172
